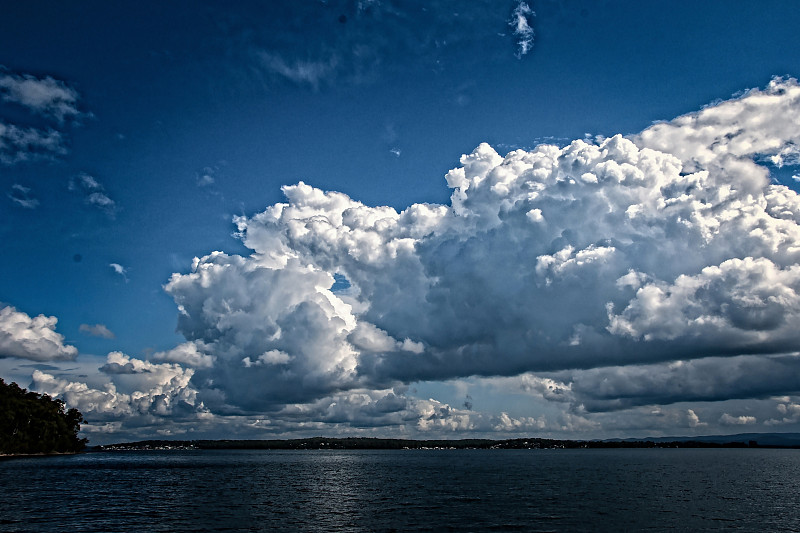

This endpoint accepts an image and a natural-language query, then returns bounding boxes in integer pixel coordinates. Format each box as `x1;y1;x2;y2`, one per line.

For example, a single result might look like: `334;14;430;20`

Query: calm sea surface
2;448;799;532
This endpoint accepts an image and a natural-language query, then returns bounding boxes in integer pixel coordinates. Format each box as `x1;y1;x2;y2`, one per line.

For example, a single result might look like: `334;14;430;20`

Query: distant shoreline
0;451;81;460
94;435;800;452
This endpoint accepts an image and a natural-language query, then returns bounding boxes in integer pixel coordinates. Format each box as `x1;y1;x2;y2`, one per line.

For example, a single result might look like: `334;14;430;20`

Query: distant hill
0;378;87;455
96;434;800;452
613;433;800;447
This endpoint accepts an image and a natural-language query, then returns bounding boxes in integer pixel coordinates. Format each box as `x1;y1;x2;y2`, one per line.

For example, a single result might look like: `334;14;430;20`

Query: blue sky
2;1;800;443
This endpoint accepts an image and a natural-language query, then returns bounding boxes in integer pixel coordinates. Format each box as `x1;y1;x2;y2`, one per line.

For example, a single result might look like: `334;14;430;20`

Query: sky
2;0;800;444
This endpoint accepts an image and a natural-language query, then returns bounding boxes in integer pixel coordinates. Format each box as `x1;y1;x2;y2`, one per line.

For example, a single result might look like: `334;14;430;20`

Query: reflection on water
2;448;800;531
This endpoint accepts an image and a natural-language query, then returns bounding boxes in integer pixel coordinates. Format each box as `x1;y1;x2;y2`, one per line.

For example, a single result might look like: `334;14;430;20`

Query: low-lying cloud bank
26;78;800;439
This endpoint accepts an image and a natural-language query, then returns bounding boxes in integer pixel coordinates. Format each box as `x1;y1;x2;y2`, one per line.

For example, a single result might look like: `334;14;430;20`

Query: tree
0;378;87;454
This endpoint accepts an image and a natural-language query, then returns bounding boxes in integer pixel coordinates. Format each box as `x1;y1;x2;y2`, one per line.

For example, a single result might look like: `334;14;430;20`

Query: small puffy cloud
87;192;115;211
72;174;98;190
243;349;292;367
7;184;38;209
152;341;215;368
109;263;128;282
776;401;800;417
518;374;574;403
69;173;117;216
765;399;800;426
719;413;757;426
79;323;115;339
0;68;82;123
413;397;475;432
197;166;216;187
686;409;705;428
0;305;77;361
510;1;535;58
492;411;547;432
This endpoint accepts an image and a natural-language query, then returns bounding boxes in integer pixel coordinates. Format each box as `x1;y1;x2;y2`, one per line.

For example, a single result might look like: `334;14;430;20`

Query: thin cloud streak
8;184;39;209
69;173;117;217
0;122;65;165
0;68;82;123
0;67;83;164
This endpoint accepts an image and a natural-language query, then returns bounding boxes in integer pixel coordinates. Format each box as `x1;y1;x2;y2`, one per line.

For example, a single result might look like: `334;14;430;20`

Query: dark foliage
0;378;87;454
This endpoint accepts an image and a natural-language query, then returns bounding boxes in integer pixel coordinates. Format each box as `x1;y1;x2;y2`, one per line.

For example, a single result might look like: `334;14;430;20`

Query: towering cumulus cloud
164;78;800;417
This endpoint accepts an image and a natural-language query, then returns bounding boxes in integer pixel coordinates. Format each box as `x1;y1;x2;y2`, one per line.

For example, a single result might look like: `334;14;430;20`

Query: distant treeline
0;378;87;455
98;436;772;451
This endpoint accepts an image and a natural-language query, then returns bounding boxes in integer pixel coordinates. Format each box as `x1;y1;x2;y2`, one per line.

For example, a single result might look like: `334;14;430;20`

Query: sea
2;448;799;532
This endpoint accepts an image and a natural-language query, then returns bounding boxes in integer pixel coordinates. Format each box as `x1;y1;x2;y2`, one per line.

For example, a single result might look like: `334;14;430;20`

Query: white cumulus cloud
24;78;800;440
152;341;215;368
0;305;77;361
160;77;800;419
719;413;757;426
33;352;201;421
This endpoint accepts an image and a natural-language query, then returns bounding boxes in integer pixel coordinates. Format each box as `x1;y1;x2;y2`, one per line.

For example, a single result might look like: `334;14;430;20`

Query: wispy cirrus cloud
0;122;66;165
0;67;84;165
69;173;117;217
0;68;83;123
510;1;535;58
233;1;533;89
257;51;340;90
197;166;216;187
7;183;39;209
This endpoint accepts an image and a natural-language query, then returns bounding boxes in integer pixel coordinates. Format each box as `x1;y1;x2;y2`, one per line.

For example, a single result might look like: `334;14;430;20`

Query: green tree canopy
0;378;87;454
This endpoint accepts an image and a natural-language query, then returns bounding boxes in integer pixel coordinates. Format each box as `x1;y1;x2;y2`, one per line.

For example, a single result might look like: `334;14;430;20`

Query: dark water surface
2;448;799;531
